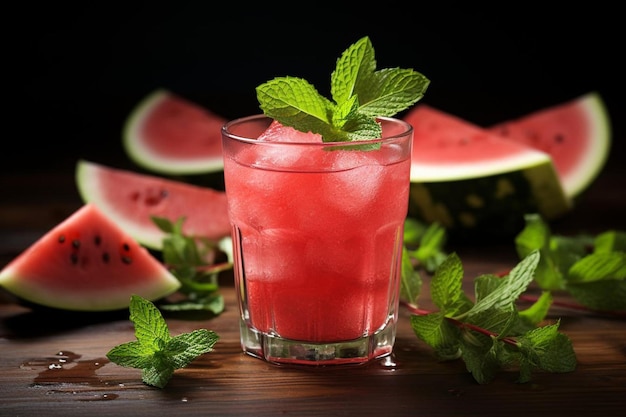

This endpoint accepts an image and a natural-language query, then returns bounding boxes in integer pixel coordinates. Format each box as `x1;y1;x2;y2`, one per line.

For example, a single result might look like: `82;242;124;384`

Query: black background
7;2;624;175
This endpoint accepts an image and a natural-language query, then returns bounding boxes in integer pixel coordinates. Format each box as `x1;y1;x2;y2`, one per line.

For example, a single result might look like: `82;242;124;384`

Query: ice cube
258;121;322;143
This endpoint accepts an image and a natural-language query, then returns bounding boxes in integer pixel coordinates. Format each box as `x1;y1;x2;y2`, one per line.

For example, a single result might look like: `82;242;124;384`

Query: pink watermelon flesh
404;105;553;182
123;89;226;174
76;160;231;250
0;204;181;311
488;92;610;197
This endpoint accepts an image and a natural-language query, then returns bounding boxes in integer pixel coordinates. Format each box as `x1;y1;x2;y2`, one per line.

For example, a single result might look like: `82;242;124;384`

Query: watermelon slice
123;89;226;175
0;204;180;311
488;92;611;198
75;160;231;250
404;104;572;240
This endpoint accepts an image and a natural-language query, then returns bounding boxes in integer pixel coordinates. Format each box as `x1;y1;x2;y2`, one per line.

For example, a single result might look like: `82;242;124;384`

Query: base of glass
239;318;397;366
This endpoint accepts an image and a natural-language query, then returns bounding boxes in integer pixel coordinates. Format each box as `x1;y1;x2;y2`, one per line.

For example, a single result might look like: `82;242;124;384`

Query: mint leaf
105;341;153;369
356;67;430;117
257;36;429;142
167;329;217;369
410;312;461;360
330;35;376;106
469;251;539;316
459;334;503;384
595;230;626;252
135;297;170;344
517;321;577;383
515;214;566;289
106;295;219;388
400;246;422;306
518;291;553;325
256;76;338;137
404;219;448;273
430;253;471;315
568;252;626;283
567;280;626;311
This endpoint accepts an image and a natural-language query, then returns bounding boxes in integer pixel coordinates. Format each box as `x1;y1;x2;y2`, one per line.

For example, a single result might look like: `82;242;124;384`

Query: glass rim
221;114;413;146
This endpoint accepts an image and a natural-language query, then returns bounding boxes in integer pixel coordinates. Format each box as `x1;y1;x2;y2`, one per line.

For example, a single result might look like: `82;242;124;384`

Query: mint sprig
406;251;577;384
256;36;430;142
152;216;232;314
106;295;219;388
401;213;626;384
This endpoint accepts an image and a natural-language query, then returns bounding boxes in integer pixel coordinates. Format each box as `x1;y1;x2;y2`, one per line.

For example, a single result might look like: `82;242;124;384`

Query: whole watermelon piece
405;105;571;241
123;89;226;175
488;92;611;199
0;204;181;311
75;160;231;250
403;92;611;241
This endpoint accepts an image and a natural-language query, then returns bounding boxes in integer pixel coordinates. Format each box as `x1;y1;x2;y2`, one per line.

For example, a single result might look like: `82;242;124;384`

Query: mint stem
400;300;519;347
518;294;626;318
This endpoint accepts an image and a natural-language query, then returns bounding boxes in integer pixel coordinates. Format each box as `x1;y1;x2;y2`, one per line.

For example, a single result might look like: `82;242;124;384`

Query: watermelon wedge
404;105;571;240
123;89;226;175
488;92;611;198
0;204;180;311
75;160;231;250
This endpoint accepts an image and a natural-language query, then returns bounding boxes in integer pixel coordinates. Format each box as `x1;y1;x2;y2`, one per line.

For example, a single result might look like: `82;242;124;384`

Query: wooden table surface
1;156;625;417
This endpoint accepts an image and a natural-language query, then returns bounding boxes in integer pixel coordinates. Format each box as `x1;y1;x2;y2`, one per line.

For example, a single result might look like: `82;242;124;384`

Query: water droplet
447;388;465;397
378;355;398;369
181;397;189;402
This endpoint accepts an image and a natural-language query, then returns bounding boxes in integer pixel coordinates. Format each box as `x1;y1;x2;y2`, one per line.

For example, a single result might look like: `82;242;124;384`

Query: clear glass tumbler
221;115;413;365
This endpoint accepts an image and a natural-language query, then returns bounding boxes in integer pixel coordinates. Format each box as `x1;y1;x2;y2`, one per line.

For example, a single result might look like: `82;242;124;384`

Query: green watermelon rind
0;204;181;312
408;159;572;241
122;89;225;175
565;92;611;198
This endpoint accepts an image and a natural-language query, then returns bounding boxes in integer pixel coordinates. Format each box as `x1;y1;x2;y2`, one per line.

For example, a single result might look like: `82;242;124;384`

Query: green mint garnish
106;295;219;388
406;251;577;384
152;216;231;314
256;36;430;142
401;214;626;384
515;213;626;311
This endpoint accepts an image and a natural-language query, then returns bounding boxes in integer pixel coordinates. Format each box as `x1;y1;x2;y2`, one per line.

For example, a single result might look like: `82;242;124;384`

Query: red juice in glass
221;115;413;365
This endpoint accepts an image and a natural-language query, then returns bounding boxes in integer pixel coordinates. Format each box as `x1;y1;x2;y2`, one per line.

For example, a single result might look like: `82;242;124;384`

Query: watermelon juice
221;115;413;365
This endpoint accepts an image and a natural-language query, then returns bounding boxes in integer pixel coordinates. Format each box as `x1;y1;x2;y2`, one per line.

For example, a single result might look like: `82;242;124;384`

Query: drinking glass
221;115;413;365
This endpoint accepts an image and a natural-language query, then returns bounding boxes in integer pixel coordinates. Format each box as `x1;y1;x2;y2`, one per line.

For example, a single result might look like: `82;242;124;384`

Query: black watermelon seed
72;239;80;249
58;235;66;244
102;252;110;263
70;253;79;265
121;256;132;265
94;235;102;246
123;243;130;252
